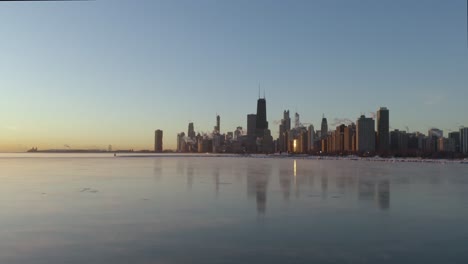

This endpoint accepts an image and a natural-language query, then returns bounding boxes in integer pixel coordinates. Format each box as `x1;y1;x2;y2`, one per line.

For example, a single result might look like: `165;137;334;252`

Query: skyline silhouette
1;0;467;151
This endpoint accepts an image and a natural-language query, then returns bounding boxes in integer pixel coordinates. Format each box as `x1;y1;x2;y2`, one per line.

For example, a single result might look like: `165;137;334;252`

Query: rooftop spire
258;83;260;99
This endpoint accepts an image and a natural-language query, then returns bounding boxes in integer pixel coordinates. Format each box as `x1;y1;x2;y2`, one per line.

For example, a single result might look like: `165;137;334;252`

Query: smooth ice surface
1;154;468;264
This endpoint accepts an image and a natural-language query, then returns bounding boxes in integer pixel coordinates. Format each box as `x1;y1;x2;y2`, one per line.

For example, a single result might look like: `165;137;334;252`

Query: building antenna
263;88;265;99
258;83;260;99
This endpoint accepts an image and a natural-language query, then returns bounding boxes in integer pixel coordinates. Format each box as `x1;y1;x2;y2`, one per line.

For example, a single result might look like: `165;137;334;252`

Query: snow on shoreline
118;153;468;164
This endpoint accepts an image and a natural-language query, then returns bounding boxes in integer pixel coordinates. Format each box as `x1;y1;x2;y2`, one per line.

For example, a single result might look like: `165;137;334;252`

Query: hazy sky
0;0;467;151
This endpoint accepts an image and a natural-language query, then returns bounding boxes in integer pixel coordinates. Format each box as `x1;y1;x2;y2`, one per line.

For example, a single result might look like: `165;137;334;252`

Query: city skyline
1;0;467;151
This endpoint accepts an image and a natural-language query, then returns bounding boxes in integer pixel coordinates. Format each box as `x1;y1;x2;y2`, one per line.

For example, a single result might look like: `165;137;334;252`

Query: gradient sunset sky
0;0;467;151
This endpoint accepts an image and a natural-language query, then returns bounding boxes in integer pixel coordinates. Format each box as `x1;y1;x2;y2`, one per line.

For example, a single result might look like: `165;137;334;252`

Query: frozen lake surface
1;153;468;263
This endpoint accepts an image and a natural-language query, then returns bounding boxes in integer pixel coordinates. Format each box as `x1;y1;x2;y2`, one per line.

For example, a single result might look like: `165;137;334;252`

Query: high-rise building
294;112;300;129
461;127;468;154
247;114;257;137
408;132;425;151
256;98;268;137
300;129;308;154
261;129;274;153
428;128;443;139
283;110;291;131
308;125;315;152
448;131;460;152
356;115;375;153
177;132;186;152
438;137;455;152
212;133;223;153
390;129;408;153
427;128;443;152
377;107;390;153
216;115;220;133
321;114;328;139
335;125;346;153
188;122;195;139
279;110;291;152
234;126;243;140
154;129;163;153
344;123;356;152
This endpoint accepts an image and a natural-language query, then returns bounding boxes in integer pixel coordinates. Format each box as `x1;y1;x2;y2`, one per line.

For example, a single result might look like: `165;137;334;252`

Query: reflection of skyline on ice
2;155;468;264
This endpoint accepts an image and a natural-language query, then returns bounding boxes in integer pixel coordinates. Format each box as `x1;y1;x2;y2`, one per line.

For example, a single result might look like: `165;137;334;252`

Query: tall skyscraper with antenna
256;91;268;137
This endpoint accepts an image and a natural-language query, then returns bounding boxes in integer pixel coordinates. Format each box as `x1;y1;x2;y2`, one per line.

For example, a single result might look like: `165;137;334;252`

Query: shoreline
1;152;467;164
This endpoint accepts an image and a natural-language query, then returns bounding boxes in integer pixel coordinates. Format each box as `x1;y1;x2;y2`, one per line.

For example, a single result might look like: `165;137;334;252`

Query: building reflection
256;179;267;214
336;174;346;195
278;168;292;201
214;167;220;196
176;159;184;176
358;177;391;210
186;165;194;190
153;158;163;181
377;180;390;210
321;172;328;199
246;163;269;214
358;177;375;201
294;160;310;198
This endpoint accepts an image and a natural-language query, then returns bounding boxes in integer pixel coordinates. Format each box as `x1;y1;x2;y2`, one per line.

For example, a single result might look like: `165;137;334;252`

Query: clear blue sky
0;0;467;151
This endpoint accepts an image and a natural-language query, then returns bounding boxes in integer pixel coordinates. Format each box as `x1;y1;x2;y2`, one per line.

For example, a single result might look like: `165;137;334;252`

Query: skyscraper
377;107;389;153
308;125;315;152
188;122;195;139
234;126;243;140
216;115;220;133
283;110;291;131
344;123;356;152
461;127;468;154
356;115;375;153
448;131;460;152
390;129;408;153
256;97;268;137
294;112;300;129
279;110;291;152
320;114;328;139
335;124;346;153
428;128;443;139
247;114;257;137
176;132;185;152
154;129;163;153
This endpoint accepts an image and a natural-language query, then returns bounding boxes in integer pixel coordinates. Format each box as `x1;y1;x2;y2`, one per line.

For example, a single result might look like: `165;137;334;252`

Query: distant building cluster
279;106;468;158
154;96;468;158
168;95;274;154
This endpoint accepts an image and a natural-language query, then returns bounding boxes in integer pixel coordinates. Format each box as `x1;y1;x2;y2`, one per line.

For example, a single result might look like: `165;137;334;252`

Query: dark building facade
390;129;408;154
448;131;460;153
321;115;328;139
256;98;268;137
154;129;163;152
461;127;468;154
344;123;356;152
216;115;220;133
278;110;291;152
247;114;257;137
377;107;390;153
188;122;195;139
356;115;375;153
